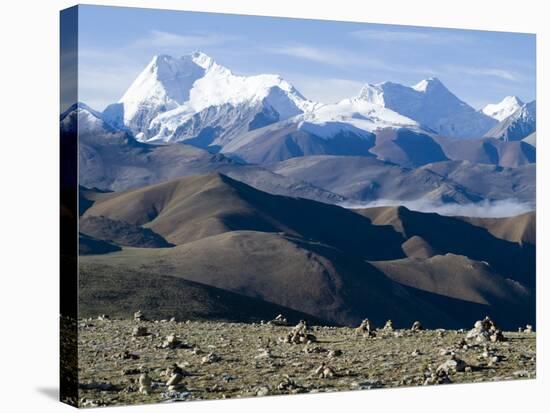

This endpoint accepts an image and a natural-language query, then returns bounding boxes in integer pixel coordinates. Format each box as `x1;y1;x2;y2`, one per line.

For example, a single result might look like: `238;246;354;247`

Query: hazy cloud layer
340;199;535;218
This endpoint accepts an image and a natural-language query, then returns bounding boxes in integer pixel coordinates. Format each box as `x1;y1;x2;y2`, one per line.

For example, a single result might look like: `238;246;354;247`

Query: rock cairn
382;320;394;331
159;334;187;350
355;319;376;338
466;316;506;343
411;321;423;332
134;310;146;322
436;354;468;375
164;364;188;392
424;368;452;385
281;320;317;344
314;363;335;378
269;314;289;326
138;373;152;395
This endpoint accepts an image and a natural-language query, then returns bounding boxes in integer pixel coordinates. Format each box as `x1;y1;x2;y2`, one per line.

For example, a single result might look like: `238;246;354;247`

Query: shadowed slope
80;231;463;327
79;262;326;324
80;215;174;248
355;206;535;287
371;253;534;328
83;173;405;260
269;156;482;204
459;212;535;246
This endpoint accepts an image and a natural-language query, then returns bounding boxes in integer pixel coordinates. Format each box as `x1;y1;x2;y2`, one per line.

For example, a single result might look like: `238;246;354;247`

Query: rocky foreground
70;314;536;407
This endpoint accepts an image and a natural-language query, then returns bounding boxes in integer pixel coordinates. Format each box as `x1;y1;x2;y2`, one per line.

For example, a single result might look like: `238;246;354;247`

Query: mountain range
95;52;535;152
63;102;535;209
78;173;535;328
65;51;536;329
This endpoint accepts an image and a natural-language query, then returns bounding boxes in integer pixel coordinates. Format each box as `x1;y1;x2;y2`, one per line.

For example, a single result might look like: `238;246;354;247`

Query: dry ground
72;317;536;407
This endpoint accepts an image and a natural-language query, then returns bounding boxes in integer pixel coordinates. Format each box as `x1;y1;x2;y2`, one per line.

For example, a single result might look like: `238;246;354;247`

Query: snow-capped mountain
298;94;420;137
97;52;534;156
103;52;317;147
356;77;497;139
482;96;524;121
484;100;536;141
61;102;120;136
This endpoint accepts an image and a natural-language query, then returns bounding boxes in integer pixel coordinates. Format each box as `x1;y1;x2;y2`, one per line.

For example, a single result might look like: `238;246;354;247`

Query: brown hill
371;253;534;328
81;231;465;327
79;174;535;329
83;173;404;260
371;253;530;306
354;206;535;288
459;212;535;246
80;215;174;248
79;262;325;324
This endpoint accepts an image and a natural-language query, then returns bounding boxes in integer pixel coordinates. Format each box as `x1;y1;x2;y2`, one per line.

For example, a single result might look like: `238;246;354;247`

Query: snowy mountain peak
189;50;216;69
61;101;117;136
108;52;318;145
483;100;535;141
482;96;524;121
412;77;445;93
352;78;496;138
355;83;385;105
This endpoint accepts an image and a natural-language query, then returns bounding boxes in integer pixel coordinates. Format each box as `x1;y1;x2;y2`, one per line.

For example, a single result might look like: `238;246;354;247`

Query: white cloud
132;30;239;50
265;43;397;72
447;65;519;81
339;199;534;218
350;29;472;45
264;43;439;81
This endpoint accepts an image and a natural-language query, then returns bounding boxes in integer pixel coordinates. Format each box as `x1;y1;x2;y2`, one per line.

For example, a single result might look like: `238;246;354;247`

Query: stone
269;314;289;326
277;375;299;391
303;345;327;354
282;320;316;344
467;316;505;343
383;320;394;331
138;373;152;394
328;349;343;358
166;373;186;391
439;348;453;356
322;366;335;378
424;369;451;385
122;368;141;375
163;363;186;378
160;334;184;349
436;354;467;375
119;350;139;360
490;330;506;342
355;319;376;337
411;321;423;331
134;310;145;321
525;324;534;333
256;386;269;397
255;348;273;359
457;338;468;349
201;352;221;364
132;326;148;337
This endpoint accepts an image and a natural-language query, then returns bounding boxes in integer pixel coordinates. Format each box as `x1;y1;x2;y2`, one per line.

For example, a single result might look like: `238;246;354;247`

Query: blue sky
76;5;536;111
